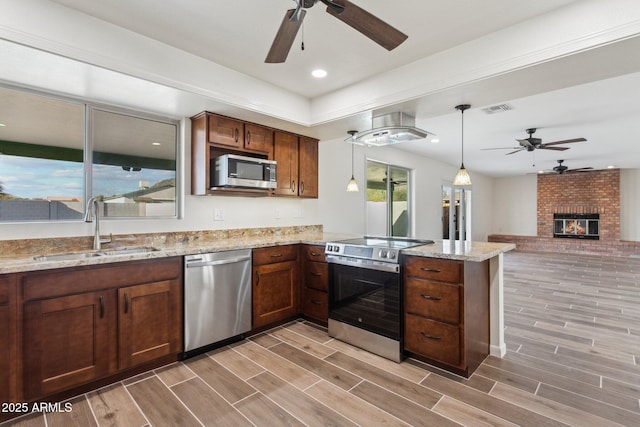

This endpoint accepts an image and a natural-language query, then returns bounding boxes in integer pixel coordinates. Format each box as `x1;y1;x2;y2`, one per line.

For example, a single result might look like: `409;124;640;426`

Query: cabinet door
23;291;115;400
0;275;15;407
252;260;299;328
273;131;299;196
208;114;244;149
298;137;318;198
245;123;273;154
118;279;182;370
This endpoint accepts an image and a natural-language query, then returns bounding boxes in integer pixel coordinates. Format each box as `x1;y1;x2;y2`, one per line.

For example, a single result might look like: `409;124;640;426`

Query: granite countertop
0;228;354;274
402;239;516;262
0;227;515;274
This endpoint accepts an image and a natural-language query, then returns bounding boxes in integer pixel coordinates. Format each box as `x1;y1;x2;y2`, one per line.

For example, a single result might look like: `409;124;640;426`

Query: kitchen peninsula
0;226;514;417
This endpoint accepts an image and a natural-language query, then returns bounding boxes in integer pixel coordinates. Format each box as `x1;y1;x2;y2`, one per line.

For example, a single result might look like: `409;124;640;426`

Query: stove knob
388;251;397;259
379;249;388;258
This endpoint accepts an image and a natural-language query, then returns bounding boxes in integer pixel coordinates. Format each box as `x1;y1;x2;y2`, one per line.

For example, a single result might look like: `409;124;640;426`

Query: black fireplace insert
553;213;599;240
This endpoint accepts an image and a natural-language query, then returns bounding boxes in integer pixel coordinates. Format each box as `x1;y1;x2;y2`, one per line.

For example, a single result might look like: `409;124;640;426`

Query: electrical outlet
275;208;282;219
214;208;224;221
293;208;304;218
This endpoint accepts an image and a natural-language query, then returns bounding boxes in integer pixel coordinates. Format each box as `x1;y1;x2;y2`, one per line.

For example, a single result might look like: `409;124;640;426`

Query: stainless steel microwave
212;154;277;189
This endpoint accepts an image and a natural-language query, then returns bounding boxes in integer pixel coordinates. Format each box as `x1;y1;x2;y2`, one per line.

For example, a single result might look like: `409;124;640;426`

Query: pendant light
346;130;359;192
453;104;472;186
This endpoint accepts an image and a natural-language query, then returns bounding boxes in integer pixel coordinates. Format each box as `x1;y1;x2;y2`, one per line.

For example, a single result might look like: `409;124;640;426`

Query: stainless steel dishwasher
183;249;252;358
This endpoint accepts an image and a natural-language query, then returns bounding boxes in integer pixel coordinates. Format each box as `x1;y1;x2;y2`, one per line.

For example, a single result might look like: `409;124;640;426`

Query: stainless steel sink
34;247;159;261
33;252;105;261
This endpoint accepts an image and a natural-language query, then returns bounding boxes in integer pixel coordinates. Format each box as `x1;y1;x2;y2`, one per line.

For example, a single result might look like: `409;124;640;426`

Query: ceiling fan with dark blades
265;0;408;63
482;128;586;155
549;159;593;175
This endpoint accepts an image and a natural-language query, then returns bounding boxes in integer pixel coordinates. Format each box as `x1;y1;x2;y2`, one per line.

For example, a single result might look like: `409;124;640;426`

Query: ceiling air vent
482;104;514;115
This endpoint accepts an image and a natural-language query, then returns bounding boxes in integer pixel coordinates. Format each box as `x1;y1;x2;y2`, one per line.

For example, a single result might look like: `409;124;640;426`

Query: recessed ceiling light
607;165;616;169
311;69;327;78
430;138;440;144
151;142;161;146
0;123;6;127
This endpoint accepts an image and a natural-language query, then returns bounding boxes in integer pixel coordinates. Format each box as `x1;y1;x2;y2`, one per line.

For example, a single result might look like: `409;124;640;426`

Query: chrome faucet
84;197;112;250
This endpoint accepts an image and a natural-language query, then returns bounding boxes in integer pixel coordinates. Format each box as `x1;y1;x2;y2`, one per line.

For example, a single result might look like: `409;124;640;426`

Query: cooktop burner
337;236;433;250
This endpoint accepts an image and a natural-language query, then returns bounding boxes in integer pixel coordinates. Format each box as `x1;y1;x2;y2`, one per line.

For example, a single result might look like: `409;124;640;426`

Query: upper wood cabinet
207;115;274;155
244;123;274;154
298;136;319;198
191;111;318;198
273;131;299;196
208;115;245;149
273;131;319;198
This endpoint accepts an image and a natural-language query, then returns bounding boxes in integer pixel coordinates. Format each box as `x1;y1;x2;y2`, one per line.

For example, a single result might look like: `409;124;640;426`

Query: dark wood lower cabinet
300;245;328;325
23;291;115;400
253;260;299;328
403;256;489;377
118;280;181;370
252;245;299;329
0;274;17;411
20;257;183;402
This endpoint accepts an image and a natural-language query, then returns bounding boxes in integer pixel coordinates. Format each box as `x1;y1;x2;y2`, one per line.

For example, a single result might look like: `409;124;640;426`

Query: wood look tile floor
4;251;640;426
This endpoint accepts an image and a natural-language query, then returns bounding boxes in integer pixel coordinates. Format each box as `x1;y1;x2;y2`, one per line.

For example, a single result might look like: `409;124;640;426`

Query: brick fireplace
490;169;640;256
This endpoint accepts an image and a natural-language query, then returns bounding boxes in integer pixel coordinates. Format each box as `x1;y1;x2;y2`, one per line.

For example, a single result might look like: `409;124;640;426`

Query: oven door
328;260;401;340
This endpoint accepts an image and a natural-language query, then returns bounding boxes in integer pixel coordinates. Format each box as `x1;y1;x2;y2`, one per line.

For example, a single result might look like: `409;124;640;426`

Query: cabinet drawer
405;278;460;325
302;244;326;262
302;288;328;322
404;256;461;283
253;245;298;265
304;261;328;291
404;314;461;367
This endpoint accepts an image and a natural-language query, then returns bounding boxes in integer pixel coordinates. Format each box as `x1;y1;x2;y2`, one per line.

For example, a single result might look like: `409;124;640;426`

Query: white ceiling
4;0;640;177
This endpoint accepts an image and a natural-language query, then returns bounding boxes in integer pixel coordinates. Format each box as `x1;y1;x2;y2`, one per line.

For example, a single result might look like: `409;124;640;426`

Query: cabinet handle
311;300;322;305
291;180;296;193
247;130;251;145
270;253;283;258
420;294;441;301
420;267;441;273
310;252;321;257
311;272;322;277
421;332;441;340
124;293;129;314
99;296;104;319
234;128;239;143
300;181;305;194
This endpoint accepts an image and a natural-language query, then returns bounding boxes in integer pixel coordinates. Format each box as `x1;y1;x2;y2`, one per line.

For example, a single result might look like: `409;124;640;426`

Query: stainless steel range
325;236;433;362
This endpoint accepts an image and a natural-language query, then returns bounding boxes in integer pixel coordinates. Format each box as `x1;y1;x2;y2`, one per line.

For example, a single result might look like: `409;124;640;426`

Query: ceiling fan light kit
453;104;472;187
266;0;408;63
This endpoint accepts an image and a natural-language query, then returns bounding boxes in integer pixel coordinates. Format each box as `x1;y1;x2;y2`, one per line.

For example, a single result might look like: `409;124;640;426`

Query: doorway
442;185;471;240
366;160;411;237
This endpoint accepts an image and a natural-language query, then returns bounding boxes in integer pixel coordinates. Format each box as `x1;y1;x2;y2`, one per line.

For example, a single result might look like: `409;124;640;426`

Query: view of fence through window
0;86;178;221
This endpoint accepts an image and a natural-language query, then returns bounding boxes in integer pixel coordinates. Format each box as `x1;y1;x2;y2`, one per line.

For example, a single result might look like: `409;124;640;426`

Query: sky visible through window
0;154;174;200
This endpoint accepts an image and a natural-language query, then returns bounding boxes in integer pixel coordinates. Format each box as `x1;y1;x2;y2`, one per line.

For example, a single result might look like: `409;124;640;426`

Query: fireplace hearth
553;213;599;240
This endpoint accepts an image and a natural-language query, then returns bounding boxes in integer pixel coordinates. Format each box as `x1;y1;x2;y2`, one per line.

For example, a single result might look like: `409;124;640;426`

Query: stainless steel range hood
349;112;432;147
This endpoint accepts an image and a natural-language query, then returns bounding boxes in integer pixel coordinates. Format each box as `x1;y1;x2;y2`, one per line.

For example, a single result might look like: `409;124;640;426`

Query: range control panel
325;242;399;262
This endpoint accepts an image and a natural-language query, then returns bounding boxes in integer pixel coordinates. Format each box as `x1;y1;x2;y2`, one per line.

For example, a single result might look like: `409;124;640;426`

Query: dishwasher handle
185;255;251;268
